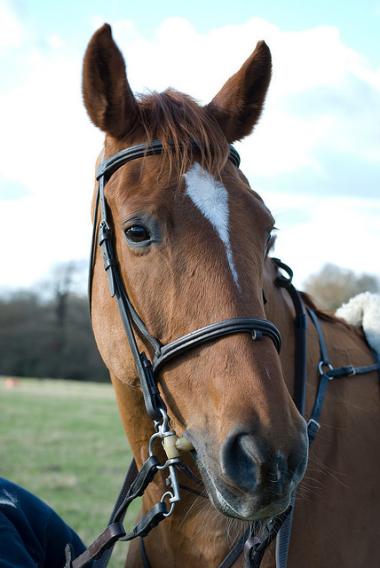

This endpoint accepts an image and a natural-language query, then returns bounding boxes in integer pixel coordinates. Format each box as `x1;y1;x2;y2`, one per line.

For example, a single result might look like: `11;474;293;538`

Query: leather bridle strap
218;531;251;568
271;258;307;568
154;317;281;372
96;139;241;181
306;306;380;444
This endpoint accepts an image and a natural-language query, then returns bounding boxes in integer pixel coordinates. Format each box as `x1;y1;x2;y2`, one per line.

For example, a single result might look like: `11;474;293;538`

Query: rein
65;141;380;568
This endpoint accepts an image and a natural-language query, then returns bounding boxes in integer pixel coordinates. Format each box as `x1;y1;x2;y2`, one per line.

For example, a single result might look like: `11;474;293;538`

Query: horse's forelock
137;89;229;179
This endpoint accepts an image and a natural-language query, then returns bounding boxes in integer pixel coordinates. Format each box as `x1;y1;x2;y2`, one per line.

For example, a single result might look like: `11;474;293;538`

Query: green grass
0;377;141;567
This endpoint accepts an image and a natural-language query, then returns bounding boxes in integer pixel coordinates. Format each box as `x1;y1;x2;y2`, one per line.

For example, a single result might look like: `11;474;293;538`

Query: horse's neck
110;374;154;462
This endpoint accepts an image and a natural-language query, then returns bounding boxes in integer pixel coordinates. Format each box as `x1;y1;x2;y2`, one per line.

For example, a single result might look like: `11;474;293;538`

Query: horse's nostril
221;432;260;491
239;434;266;464
221;430;297;494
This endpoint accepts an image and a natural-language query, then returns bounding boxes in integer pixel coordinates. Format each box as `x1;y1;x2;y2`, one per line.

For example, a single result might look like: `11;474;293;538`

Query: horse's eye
125;225;151;244
266;232;277;255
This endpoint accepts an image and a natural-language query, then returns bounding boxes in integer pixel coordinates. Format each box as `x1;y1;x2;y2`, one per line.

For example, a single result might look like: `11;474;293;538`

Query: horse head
83;24;308;522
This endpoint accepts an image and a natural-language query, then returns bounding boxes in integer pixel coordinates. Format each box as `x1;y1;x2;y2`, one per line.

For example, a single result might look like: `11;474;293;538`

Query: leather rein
65;141;380;568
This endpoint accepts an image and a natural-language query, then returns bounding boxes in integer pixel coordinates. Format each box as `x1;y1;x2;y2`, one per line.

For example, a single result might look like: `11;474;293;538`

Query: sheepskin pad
336;292;380;355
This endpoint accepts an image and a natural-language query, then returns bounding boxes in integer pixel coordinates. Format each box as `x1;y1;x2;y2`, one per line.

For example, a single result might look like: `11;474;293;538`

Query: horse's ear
206;41;272;143
82;24;139;138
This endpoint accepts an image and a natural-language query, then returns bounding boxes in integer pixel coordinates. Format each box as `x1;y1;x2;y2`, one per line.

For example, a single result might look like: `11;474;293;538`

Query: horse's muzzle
199;423;308;521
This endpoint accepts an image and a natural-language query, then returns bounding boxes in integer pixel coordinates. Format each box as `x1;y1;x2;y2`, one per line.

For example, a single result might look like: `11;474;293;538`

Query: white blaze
184;163;239;286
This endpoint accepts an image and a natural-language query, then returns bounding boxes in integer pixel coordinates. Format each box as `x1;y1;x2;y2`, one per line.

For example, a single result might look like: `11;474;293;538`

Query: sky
0;0;379;290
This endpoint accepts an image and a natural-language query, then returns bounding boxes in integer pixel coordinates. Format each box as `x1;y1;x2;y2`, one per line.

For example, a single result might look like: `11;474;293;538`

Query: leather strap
272;259;307;415
272;259;307;568
307;308;329;366
66;523;125;568
153;317;281;372
328;363;380;378
140;538;152;568
244;508;292;568
91;459;139;568
307;306;380;444
244;535;266;568
218;531;250;568
95;140;241;181
66;457;162;568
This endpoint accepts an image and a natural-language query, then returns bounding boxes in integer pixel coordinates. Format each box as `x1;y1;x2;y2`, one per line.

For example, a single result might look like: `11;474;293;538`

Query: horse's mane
137;89;229;179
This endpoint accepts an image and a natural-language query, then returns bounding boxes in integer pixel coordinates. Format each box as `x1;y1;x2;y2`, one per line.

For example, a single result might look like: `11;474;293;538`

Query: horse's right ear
82;24;139;138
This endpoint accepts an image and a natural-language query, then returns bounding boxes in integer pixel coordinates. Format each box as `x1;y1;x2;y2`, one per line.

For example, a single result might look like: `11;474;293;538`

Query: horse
81;23;380;568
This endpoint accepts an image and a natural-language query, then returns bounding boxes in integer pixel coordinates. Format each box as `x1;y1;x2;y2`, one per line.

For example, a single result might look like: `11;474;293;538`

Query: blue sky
0;0;379;288
14;0;380;65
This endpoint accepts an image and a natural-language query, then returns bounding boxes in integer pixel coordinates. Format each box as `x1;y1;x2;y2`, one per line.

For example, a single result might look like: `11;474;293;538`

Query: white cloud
0;0;24;51
111;17;380;180
265;192;380;287
46;34;65;49
0;15;379;289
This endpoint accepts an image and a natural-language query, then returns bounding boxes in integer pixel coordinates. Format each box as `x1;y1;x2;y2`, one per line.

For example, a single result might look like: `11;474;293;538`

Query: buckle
318;360;334;378
307;418;320;434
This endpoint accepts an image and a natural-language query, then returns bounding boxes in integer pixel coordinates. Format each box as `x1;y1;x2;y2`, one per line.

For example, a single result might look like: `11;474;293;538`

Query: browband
96;139;241;181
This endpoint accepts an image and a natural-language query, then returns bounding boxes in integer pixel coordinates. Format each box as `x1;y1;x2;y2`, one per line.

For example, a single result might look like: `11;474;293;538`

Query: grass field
0;377;141;567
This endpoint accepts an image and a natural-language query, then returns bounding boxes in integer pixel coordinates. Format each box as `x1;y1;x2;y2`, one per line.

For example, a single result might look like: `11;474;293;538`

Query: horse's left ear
206;41;272;143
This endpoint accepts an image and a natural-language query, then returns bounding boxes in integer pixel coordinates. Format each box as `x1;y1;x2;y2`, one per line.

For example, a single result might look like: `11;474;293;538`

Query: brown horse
83;24;380;568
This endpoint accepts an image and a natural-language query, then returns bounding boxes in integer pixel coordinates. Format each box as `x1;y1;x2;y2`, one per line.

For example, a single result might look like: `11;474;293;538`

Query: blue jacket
0;478;87;567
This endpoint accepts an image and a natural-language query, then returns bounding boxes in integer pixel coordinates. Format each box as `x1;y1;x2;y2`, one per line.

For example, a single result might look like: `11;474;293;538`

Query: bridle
89;139;282;423
66;140;380;568
72;139;282;565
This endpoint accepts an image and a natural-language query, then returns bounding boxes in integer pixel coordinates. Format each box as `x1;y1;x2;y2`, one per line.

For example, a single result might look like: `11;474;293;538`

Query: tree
0;261;108;381
46;261;87;376
304;263;380;312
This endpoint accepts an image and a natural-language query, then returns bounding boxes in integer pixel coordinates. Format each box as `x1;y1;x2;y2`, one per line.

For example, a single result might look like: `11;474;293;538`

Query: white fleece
336;292;380;355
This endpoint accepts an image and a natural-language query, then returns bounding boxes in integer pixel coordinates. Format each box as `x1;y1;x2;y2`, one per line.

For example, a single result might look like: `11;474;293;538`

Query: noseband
89;139;281;421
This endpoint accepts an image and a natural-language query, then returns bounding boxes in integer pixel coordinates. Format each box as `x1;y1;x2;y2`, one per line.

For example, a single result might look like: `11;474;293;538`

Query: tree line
0;261;378;382
304;263;379;311
0;262;108;382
